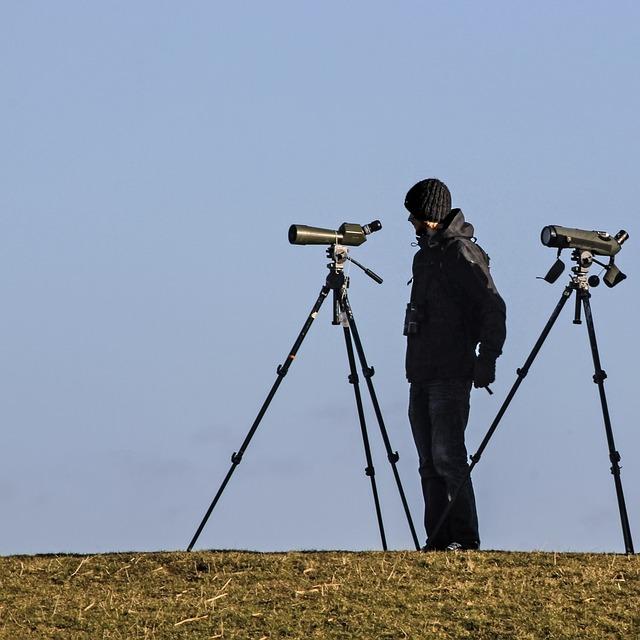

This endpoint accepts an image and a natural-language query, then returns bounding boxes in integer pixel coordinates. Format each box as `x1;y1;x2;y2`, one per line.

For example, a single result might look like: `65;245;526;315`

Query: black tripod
426;248;635;554
187;244;420;552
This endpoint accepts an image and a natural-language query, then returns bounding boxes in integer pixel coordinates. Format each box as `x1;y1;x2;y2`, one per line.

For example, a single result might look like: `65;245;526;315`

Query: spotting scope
541;226;628;257
289;220;382;246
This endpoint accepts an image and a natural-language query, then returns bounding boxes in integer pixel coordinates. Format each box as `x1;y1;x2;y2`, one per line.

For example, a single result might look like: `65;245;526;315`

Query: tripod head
570;250;604;291
539;239;629;326
542;243;628;290
325;244;384;285
547;249;627;325
323;244;383;327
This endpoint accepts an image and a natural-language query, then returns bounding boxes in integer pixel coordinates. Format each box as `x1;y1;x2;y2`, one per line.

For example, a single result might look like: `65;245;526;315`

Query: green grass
0;550;638;639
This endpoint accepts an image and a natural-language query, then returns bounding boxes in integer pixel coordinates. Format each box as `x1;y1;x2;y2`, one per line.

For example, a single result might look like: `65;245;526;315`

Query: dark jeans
409;379;479;549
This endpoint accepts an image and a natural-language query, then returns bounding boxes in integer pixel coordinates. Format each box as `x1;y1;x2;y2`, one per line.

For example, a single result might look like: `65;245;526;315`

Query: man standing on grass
403;178;506;551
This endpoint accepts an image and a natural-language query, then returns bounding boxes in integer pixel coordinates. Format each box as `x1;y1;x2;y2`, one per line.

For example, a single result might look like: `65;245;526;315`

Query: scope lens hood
541;226;558;247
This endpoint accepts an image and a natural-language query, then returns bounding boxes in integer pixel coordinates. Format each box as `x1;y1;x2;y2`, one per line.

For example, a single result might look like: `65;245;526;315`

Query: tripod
426;248;635;554
187;245;420;552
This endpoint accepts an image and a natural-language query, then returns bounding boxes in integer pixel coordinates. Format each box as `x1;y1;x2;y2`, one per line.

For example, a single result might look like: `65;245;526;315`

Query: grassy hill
0;550;638;639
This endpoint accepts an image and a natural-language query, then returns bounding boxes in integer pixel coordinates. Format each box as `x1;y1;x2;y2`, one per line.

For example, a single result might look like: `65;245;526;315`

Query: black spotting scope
289;220;382;246
541;225;629;257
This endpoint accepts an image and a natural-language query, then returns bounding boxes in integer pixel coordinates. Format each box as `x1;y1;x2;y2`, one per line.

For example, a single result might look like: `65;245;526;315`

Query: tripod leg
341;294;421;550
186;283;332;551
425;284;575;550
340;316;388;550
581;292;635;554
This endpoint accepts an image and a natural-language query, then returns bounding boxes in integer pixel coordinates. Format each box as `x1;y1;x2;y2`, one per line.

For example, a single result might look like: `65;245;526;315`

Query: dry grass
0;550;638;639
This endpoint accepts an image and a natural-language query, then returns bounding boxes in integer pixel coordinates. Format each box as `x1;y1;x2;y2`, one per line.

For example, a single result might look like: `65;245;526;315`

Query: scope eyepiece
363;220;382;235
614;230;629;246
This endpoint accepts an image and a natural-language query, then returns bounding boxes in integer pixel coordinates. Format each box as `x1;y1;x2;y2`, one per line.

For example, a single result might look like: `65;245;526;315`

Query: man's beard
416;227;439;238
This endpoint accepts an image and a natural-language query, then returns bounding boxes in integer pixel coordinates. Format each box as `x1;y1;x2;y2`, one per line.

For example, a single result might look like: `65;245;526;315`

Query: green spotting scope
289;220;382;246
541;226;628;256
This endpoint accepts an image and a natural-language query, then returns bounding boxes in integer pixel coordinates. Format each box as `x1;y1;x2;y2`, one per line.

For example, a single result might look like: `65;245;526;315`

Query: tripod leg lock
516;367;528;379
363;366;375;378
388;451;400;464
470;453;481;464
276;364;289;377
231;451;243;465
348;373;359;384
365;466;375;477
593;369;607;384
610;451;621;469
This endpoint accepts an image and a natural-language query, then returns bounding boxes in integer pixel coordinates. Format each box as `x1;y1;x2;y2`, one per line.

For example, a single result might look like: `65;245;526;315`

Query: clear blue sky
1;1;638;555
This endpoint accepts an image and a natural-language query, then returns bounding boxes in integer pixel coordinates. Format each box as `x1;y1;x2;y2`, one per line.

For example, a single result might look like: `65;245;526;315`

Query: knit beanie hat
404;178;452;222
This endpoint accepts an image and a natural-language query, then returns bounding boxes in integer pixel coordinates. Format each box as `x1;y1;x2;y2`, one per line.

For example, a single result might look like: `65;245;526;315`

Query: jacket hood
418;208;474;248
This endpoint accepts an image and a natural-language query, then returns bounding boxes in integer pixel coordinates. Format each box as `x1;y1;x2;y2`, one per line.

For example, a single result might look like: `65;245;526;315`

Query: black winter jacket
405;209;506;382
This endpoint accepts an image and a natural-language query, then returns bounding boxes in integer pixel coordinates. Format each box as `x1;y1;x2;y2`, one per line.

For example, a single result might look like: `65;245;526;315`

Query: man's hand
473;355;496;389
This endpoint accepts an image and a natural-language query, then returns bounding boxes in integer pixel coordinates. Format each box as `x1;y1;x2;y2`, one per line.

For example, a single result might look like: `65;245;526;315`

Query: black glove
473;355;496;389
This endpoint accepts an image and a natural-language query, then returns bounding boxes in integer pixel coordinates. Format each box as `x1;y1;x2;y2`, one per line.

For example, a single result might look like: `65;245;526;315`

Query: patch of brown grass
0;550;638;639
